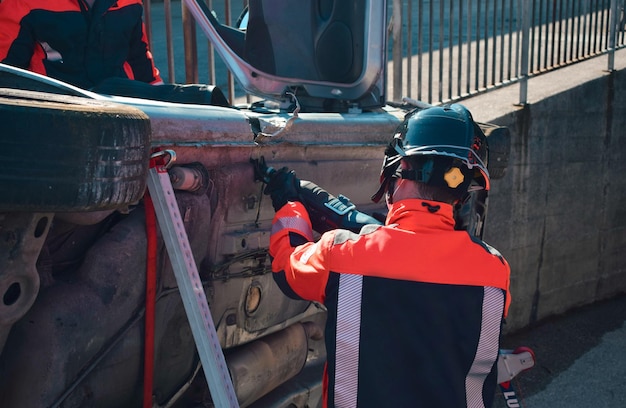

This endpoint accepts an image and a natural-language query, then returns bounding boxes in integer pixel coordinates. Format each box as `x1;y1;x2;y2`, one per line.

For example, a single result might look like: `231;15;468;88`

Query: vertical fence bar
546;0;556;67
543;0;556;68
543;0;549;70
457;0;463;97
515;0;521;78
466;0;472;95
483;0;490;88
182;0;199;83
603;0;610;50
475;0;481;90
507;0;514;80
585;0;593;56
145;0;153;48
577;0;583;57
418;0;424;101
243;0;251;104
164;0;176;83
392;0;403;102
448;0;454;101
575;0;582;60
598;0;605;52
223;0;235;102
553;0;563;65
428;0;434;103
520;0;532;105
438;0;444;102
492;0;498;85
608;0;618;70
499;0;505;83
522;0;541;72
564;0;571;62
407;0;413;99
529;0;536;72
573;0;578;57
538;0;543;71
571;0;577;60
206;0;216;86
592;0;600;54
542;0;548;70
618;0;624;44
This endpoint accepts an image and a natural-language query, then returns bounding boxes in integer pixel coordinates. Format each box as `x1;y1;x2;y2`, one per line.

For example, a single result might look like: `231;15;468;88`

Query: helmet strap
385;178;398;205
371;155;402;203
371;176;391;203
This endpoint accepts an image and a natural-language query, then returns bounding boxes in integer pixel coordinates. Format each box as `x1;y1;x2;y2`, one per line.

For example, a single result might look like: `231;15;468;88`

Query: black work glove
263;167;301;211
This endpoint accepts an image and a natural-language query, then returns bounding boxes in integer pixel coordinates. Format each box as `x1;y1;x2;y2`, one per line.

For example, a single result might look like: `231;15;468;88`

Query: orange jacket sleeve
270;202;330;303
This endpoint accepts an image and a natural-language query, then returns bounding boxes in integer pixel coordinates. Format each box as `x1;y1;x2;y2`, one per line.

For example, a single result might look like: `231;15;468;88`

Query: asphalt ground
495;293;626;408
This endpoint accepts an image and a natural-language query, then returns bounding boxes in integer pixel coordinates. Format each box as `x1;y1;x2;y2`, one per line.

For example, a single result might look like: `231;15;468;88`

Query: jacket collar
386;199;455;231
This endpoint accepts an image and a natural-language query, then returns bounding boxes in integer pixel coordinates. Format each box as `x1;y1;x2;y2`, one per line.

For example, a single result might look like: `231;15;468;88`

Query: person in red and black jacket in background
0;0;163;89
0;0;232;105
263;104;511;408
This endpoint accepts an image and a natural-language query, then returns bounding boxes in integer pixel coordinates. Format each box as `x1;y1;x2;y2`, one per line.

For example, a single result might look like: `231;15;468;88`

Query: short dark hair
414;182;465;204
404;156;472;203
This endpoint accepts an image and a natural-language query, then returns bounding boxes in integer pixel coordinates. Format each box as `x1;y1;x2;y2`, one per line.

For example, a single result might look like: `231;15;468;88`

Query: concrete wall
463;48;626;332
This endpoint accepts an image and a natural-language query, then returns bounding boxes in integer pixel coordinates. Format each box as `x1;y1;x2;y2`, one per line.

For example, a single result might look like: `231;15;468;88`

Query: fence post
144;0;153;49
608;0;619;71
519;0;531;105
392;0;403;102
182;0;199;84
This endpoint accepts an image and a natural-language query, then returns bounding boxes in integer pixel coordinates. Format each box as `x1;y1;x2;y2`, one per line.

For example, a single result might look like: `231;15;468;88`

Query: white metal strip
147;166;239;408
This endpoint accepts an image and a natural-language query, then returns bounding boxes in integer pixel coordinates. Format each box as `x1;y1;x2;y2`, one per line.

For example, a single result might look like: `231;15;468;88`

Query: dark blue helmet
372;104;490;203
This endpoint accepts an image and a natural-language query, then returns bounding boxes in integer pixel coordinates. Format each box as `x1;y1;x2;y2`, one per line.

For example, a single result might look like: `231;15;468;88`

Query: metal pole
165;0;176;83
224;0;235;102
406;0;413;99
147;154;239;408
519;0;531;105
608;0;618;71
182;0;199;84
392;0;403;102
144;0;153;49
207;0;216;86
428;0;433;103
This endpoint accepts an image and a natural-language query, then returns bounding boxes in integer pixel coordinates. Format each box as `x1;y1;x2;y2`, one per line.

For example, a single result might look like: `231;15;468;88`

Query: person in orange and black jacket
0;0;163;89
262;104;511;408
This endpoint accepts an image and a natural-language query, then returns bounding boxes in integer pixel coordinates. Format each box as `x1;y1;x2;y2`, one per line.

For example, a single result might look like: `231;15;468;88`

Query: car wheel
0;88;151;212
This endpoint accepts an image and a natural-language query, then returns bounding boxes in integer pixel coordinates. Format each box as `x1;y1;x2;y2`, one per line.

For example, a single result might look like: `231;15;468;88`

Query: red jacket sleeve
0;0;46;75
0;0;24;61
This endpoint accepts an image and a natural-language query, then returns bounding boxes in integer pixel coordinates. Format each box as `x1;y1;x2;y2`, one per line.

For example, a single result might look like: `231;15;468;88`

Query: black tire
0;88;151;212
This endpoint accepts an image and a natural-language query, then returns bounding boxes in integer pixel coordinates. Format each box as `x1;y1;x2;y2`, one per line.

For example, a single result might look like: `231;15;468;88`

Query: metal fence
143;0;626;106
